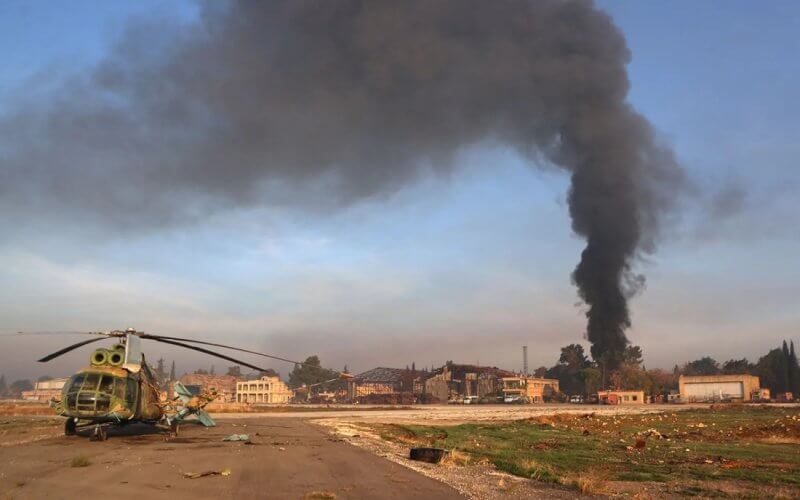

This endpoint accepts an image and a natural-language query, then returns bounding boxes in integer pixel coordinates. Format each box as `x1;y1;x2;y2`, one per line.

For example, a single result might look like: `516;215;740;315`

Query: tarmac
0;418;463;500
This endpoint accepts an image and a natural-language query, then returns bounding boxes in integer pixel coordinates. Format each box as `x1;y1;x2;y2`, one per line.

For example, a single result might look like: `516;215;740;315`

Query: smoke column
0;1;682;363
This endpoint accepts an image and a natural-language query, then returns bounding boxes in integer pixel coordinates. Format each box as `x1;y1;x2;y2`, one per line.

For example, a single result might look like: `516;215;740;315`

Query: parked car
504;395;523;404
463;396;478;404
569;395;584;404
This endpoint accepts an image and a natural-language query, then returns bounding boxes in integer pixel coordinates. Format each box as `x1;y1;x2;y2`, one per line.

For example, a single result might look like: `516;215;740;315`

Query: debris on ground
409;447;450;463
304;491;337;499
223;434;250;442
183;468;231;479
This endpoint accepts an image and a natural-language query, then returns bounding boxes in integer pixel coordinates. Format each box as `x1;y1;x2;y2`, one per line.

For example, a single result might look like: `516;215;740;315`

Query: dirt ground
0;417;462;500
0;404;699;500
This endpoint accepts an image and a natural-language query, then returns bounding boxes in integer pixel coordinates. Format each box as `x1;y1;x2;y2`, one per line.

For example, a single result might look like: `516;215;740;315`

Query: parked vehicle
569;395;584;404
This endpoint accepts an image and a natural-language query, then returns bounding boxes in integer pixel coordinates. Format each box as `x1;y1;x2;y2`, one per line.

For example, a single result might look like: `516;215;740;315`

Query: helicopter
32;328;351;440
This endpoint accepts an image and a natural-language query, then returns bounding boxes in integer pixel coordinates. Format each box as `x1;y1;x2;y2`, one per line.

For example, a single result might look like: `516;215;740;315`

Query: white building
236;375;293;404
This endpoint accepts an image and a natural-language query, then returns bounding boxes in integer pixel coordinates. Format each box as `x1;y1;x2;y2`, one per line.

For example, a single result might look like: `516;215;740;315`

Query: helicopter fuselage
57;358;163;424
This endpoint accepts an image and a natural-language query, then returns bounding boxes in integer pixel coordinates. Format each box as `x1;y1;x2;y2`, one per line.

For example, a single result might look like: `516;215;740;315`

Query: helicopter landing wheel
91;425;108;441
64;418;77;436
170;420;180;437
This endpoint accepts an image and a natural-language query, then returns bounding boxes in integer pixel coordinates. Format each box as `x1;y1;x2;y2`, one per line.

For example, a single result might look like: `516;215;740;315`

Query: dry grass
304;491;336;500
574;470;611;495
70;455;91;468
441;449;471;466
0;402;54;416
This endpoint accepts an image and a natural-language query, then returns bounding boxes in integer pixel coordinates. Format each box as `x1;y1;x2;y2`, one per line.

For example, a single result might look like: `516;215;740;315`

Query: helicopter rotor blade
37;337;108;362
6;331;113;337
139;333;333;373
146;337;272;373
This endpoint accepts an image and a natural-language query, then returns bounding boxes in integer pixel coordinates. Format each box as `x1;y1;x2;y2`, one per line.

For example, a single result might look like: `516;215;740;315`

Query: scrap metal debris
223;434;250;442
183;469;231;479
409;447;449;464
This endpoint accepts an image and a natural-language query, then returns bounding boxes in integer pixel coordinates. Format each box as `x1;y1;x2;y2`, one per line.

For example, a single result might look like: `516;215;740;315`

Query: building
236;375;293;404
179;374;239;402
501;376;560;403
678;374;761;402
21;378;68;401
424;363;515;402
598;390;646;405
345;367;417;403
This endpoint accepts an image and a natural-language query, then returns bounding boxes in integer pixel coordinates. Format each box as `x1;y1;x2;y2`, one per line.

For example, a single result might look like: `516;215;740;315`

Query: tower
522;345;528;377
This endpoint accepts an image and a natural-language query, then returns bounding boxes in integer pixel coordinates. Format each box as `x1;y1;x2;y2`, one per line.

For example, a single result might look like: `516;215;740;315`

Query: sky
0;1;798;382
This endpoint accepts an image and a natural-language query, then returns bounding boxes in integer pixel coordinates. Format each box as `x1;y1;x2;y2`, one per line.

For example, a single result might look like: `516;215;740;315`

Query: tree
288;355;337;389
547;344;592;396
227;366;242;378
8;379;33;397
789;341;800;396
37;375;53;382
169;360;176;381
721;358;754;375
533;366;547;378
683;357;720;376
609;363;650;391
579;367;602;396
156;358;166;383
0;375;7;397
194;368;209;375
559;344;590;370
623;345;643;366
210;365;215;375
647;368;678;397
259;369;279;378
756;348;789;395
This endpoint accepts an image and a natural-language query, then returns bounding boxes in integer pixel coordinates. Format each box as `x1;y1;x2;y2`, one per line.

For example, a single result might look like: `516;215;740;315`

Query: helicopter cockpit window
83;373;100;391
64;373;131;415
65;374;85;394
99;375;114;394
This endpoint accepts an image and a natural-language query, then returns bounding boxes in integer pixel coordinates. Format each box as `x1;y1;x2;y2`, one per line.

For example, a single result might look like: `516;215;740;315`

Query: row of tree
539;340;800;398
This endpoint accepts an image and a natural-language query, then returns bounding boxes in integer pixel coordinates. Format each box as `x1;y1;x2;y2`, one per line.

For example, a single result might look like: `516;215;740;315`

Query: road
0;418;462;500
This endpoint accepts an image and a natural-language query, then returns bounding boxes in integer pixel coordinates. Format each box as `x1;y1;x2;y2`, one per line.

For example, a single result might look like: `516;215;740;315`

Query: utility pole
522;345;528;377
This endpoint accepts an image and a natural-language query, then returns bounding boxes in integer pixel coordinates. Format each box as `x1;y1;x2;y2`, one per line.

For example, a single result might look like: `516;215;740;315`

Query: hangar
679;374;762;402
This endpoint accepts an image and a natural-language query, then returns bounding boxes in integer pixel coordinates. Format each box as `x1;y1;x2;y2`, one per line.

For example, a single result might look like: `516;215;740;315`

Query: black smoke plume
0;1;682;364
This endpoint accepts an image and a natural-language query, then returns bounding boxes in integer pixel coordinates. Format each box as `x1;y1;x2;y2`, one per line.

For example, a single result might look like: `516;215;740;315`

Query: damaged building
347;367;418;404
424;363;515;403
